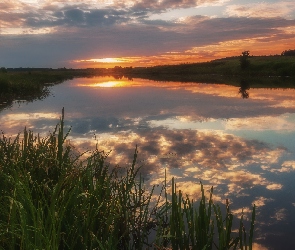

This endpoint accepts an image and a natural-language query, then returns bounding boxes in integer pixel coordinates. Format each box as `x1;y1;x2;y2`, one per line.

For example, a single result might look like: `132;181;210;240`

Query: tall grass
0;110;255;249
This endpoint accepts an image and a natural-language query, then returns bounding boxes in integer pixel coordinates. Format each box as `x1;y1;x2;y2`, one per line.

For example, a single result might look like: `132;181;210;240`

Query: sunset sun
92;58;124;63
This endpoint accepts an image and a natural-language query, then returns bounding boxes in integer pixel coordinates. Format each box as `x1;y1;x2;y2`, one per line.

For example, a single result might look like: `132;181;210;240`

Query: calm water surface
1;76;295;249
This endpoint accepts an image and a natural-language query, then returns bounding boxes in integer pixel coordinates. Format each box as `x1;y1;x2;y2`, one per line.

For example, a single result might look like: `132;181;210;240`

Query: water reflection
239;79;250;99
1;76;295;249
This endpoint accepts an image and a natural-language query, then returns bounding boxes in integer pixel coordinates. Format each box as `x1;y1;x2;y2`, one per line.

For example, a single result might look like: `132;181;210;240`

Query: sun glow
98;58;122;63
80;58;127;63
72;57;137;68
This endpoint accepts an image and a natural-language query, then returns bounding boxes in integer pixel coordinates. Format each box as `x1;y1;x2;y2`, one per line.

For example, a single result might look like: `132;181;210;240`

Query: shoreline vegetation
0;110;256;249
1;53;295;109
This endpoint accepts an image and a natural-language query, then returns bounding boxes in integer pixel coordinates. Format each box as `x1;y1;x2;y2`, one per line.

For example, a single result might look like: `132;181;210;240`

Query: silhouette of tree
281;49;295;56
0;67;7;73
238;79;250;99
240;51;250;70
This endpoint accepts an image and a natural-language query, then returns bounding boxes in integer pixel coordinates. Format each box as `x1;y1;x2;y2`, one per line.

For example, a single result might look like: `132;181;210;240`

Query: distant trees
0;67;7;73
281;49;295;56
240;51;250;70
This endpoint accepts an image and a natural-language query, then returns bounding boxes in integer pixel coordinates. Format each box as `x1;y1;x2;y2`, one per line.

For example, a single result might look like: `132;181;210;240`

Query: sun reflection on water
77;80;129;88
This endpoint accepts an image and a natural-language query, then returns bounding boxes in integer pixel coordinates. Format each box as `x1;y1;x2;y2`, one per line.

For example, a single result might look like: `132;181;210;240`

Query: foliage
0;67;7;73
239;51;250;70
281;49;295;56
0;110;256;249
127;54;295;81
161;178;256;250
0;69;109;110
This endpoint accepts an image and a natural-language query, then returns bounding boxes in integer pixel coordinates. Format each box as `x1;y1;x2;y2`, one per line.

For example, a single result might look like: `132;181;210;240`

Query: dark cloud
23;8;131;28
65;9;85;24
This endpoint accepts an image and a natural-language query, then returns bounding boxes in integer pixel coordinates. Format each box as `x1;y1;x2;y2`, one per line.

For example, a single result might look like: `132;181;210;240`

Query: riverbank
0;69;104;111
1;55;294;110
123;55;295;84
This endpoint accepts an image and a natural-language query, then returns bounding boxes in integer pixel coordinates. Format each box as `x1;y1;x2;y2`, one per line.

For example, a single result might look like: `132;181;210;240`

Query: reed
157;177;256;250
0;110;255;249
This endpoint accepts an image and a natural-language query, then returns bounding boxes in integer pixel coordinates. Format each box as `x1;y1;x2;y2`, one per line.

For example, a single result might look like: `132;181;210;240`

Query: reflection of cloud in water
183;83;295;108
266;183;283;190
63;129;286;201
253;197;274;207
226;114;295;131
89;129;281;170
262;160;295;173
65;127;290;248
252;243;268;250
1;112;59;121
281;161;295;172
271;208;287;221
0;112;61;135
148;114;295;145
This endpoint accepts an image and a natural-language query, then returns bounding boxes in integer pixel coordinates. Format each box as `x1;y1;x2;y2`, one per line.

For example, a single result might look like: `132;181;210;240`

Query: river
1;76;295;249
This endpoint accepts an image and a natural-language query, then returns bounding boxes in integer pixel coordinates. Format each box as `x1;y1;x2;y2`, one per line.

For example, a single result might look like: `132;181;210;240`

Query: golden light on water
77;80;131;88
94;81;124;87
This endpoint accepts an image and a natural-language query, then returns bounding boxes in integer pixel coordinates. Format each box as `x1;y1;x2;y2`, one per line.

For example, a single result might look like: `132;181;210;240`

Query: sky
0;0;295;68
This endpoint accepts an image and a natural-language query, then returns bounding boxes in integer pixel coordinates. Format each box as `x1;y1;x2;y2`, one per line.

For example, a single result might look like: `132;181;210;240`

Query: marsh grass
0;71;74;102
0;110;255;249
0;69;95;111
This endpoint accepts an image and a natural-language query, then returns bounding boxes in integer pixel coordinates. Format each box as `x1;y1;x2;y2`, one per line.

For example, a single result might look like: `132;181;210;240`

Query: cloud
0;0;229;31
114;0;230;10
23;8;131;28
0;0;25;10
225;1;295;19
2;15;295;67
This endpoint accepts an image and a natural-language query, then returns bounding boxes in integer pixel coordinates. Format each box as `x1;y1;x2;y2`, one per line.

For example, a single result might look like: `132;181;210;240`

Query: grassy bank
126;55;295;82
0;69;105;111
0;71;68;110
0;70;91;100
0;110;255;249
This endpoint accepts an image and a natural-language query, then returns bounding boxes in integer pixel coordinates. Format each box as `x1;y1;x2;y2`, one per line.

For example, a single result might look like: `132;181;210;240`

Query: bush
281;49;295;56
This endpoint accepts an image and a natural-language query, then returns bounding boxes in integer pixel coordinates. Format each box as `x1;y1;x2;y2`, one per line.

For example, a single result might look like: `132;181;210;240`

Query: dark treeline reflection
239;79;250;99
0;87;51;112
